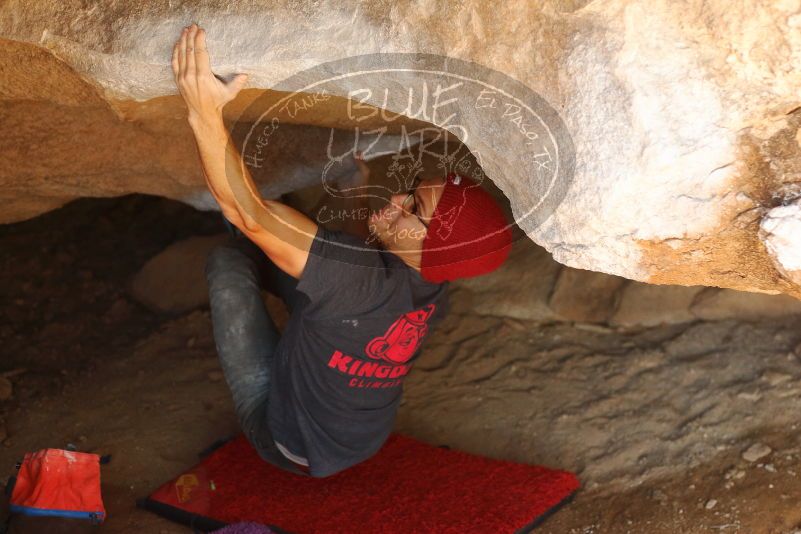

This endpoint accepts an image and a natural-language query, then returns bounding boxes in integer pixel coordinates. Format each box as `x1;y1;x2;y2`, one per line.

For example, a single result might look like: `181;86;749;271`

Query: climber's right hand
171;23;249;124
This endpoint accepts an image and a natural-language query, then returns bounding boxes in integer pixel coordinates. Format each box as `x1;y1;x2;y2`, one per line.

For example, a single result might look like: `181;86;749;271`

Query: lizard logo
365;304;436;364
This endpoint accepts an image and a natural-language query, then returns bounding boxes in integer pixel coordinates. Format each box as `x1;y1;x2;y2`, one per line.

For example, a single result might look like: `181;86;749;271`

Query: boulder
610;282;701;327
548;267;628;323
689;286;801;321
454;236;562;322
129;234;231;313
2;0;801;297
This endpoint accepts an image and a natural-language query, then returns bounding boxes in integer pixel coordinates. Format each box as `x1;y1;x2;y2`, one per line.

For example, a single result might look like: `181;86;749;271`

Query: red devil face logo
365;304;436;364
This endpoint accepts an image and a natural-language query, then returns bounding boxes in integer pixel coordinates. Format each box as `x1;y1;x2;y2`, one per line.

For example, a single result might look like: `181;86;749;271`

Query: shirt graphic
325;303;437;390
365;304;436;364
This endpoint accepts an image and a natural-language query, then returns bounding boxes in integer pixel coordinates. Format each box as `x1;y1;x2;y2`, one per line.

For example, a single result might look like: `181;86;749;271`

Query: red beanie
420;172;513;283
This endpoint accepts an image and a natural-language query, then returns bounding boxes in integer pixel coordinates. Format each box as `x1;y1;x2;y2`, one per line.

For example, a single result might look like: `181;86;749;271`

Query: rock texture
131;230;801;326
129;234;231;314
455;237;801;326
2;0;801;297
609;283;699;327
548;268;628;323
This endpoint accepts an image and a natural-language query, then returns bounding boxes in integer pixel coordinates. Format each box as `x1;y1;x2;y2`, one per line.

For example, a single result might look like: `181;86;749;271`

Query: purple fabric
210;522;274;534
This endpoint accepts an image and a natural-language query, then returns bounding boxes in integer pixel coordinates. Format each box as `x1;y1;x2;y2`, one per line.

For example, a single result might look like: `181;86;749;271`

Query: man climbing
172;23;513;478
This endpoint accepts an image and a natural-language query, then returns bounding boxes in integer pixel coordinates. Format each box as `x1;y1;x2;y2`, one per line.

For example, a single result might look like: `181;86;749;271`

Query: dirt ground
3;195;801;533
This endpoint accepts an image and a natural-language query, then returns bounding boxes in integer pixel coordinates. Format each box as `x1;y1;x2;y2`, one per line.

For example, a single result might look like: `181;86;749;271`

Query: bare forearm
188;112;317;273
188;113;264;229
172;23;316;278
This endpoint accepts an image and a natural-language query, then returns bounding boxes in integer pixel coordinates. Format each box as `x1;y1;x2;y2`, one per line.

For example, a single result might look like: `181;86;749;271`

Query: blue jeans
204;235;311;477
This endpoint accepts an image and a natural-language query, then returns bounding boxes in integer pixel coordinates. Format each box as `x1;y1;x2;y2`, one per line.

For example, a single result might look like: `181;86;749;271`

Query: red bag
8;448;106;524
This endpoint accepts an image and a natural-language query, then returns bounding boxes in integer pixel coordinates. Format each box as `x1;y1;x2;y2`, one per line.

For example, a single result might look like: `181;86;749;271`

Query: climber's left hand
171;23;249;124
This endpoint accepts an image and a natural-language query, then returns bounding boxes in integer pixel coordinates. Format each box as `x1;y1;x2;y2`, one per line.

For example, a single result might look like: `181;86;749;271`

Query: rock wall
2;0;801;297
131;231;801;325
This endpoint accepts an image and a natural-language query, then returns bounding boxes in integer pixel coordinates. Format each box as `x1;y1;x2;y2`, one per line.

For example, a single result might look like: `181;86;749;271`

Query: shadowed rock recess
1;0;801;295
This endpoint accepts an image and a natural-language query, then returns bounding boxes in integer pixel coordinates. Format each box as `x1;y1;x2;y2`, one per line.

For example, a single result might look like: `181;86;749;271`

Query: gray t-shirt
267;225;449;478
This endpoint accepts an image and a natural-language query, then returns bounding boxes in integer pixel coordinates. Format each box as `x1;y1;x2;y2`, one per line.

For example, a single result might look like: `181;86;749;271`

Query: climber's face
369;176;446;270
